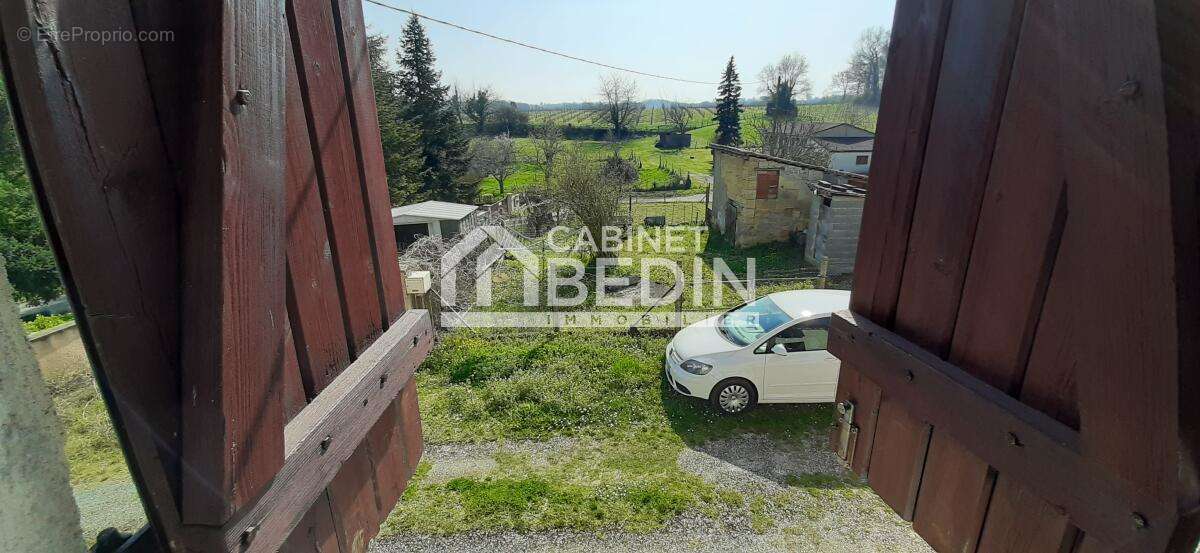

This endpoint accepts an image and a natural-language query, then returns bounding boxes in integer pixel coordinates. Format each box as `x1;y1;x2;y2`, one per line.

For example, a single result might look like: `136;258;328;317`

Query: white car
665;289;849;414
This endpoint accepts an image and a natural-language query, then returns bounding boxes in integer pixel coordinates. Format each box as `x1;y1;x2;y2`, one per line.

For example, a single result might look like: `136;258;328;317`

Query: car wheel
710;379;756;415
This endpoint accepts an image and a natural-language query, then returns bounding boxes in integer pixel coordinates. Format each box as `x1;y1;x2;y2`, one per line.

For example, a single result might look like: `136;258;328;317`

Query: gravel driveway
372;434;931;553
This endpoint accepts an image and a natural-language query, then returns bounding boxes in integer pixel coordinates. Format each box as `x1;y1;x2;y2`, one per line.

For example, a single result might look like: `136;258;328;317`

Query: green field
479;102;876;201
527;106;718;133
477;129;715;200
523;102;878;136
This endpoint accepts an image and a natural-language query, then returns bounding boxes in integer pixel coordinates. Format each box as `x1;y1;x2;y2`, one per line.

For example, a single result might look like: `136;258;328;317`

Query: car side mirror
770;343;788;356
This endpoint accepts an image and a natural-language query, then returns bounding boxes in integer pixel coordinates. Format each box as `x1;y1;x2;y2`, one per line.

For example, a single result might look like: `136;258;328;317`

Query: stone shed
709;144;860;249
804;180;867;274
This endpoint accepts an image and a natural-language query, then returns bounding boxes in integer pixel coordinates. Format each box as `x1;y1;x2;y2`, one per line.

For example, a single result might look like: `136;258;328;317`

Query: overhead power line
363;0;757;86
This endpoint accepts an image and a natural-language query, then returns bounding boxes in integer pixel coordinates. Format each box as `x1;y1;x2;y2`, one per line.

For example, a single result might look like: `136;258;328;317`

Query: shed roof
809;179;867;198
816;137;875;153
391;201;478;225
810;122;876;136
709;143;869;179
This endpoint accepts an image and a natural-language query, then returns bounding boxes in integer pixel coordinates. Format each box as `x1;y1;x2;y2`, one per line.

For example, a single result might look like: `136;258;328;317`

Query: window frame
755;169;780;200
754;315;832;354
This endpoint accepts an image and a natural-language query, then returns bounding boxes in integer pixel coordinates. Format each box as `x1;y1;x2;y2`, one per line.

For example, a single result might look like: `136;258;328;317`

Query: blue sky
363;0;896;104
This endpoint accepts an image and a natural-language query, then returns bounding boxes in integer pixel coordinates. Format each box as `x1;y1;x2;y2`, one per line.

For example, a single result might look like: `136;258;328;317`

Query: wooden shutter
829;1;1200;552
0;1;430;551
755;169;779;199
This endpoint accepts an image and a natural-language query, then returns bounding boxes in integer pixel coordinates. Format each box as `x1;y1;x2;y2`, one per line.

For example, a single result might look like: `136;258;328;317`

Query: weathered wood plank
288;0;383;354
849;0;952;326
828;311;1174;550
283;315;309;422
280;492;342;553
1051;0;1178;521
327;442;383;553
179;0;288;524
834;0;952;479
1156;0;1200;549
881;0;1025;542
187;310;433;553
332;0;407;322
331;0;418;532
398;380;424;477
963;2;1080;549
0;0;184;543
911;0;1072;548
284;27;354;397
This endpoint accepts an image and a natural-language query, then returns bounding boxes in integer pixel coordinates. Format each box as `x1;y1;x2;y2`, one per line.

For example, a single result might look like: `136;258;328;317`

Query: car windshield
718;296;792;346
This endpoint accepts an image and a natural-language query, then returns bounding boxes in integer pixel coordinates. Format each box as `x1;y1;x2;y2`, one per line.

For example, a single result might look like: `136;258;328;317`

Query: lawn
477;133;713;200
381;227;867;539
483;226;827;315
44;364;129;488
382;328;847;537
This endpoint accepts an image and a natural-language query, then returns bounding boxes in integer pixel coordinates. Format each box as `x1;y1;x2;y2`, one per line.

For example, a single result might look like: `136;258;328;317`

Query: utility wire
363;0;758;86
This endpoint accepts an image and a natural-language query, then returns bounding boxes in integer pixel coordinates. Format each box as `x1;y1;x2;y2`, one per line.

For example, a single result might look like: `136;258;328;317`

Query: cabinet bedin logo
438;225;758;328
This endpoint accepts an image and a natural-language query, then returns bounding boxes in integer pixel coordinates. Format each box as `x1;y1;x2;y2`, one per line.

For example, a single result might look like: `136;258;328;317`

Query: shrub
24;312;74;334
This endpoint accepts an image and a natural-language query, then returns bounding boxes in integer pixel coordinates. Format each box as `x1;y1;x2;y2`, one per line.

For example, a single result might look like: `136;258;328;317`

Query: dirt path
372;434;931;553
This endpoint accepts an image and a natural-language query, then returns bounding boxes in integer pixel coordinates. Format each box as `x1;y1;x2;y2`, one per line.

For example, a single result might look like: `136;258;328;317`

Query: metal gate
828;0;1199;551
0;1;431;551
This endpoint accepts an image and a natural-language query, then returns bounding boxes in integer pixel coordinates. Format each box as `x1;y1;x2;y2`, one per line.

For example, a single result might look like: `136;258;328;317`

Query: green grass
42;365;128;487
631;202;706;226
383;326;837;536
380;223;858;537
480;102;877;201
484;227;824;315
527;106;718;133
24;312;74;333
386;435;716;535
475;134;711;200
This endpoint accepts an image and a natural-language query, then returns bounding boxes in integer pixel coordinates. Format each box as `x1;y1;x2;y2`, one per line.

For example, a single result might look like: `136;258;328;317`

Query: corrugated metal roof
391;201;478;224
809;179;867;197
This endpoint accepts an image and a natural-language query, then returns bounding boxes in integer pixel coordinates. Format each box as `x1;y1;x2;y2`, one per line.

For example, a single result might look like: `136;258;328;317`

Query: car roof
767;289;851;320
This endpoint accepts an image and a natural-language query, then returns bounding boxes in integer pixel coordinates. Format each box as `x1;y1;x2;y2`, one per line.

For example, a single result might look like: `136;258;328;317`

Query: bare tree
548;146;632;256
470;133;518;194
757;53;813;102
529;123;565;185
463;87;495;135
661;102;691;133
596;74;640;137
841;27;890;104
827;69;858;100
748;111;831;167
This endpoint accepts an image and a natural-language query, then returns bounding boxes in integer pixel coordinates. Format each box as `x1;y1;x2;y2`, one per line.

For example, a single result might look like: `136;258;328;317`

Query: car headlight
680;359;713;375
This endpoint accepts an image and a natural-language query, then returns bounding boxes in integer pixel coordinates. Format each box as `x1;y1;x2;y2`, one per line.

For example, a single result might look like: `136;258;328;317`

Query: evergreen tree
764;77;798;121
0;76;61;303
713;56;743;146
395;15;474;203
367;34;424;205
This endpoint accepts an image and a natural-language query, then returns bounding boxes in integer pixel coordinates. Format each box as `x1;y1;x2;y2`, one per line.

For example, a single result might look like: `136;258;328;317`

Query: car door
759;317;839;402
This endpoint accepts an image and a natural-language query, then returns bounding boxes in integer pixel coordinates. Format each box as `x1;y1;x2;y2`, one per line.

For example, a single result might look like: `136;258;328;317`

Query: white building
391;201;479;247
812;123;875;175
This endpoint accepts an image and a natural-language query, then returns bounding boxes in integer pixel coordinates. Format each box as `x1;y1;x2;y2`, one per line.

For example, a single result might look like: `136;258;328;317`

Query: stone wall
710;148;824;248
